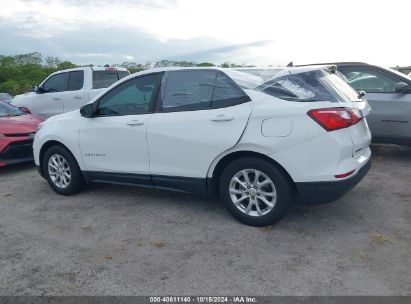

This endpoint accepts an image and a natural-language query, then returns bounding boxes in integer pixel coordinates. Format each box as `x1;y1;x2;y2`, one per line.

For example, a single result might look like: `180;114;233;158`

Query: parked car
12;67;129;119
0;101;43;167
392;66;411;76
298;62;411;146
0;93;12;103
33;66;371;226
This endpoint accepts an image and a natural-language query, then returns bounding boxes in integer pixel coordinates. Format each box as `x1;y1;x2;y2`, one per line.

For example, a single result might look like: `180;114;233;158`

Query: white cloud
0;0;410;66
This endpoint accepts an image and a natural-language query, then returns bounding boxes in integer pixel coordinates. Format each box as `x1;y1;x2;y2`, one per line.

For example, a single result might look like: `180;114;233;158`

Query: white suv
12;67;129;119
33;66;372;226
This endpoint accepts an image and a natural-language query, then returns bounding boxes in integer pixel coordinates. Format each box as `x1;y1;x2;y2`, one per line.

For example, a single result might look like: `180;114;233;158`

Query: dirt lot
0;144;410;295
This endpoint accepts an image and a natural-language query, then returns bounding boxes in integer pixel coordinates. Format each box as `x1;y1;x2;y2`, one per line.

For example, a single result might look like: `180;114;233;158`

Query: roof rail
295;62;368;67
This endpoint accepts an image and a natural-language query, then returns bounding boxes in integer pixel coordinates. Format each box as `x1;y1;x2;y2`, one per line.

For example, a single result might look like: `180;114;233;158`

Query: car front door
78;73;163;182
339;67;411;142
147;69;253;193
36;72;67;119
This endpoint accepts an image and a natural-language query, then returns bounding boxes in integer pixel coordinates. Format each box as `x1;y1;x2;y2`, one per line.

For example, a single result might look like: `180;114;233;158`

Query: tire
42;145;84;195
219;157;294;227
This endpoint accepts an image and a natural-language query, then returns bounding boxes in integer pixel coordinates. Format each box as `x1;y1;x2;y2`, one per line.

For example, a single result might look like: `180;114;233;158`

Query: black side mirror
358;90;366;98
395;82;411;94
80;103;95;118
32;84;45;93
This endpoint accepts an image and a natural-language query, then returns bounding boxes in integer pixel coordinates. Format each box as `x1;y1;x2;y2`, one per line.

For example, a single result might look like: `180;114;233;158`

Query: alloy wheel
229;169;277;217
48;154;71;189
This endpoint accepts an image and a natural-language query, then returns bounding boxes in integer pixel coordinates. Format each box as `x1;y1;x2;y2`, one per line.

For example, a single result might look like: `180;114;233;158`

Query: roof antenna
286;61;293;67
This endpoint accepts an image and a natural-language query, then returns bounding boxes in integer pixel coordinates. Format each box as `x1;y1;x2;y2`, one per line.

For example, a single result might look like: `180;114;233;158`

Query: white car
12;66;129;119
33;66;372;226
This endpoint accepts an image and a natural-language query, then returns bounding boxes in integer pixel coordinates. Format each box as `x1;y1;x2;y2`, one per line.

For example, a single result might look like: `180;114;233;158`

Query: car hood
12;92;36;104
0;115;43;135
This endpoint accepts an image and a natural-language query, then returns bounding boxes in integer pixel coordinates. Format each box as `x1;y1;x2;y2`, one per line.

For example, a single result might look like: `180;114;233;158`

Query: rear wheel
219;157;293;226
42;145;84;195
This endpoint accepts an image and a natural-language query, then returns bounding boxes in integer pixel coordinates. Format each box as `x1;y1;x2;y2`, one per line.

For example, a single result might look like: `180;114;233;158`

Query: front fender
33;111;85;170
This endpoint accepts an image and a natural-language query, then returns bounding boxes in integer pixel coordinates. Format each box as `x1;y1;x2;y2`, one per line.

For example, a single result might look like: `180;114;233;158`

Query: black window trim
92;72;164;118
154;69;251;113
67;70;85;91
338;65;411;94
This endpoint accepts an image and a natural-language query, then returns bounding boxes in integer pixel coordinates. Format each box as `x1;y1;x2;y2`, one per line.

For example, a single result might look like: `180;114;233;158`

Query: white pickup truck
12;66;129;119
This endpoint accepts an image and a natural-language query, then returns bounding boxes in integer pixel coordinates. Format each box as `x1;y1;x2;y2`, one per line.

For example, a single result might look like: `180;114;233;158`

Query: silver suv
299;62;411;146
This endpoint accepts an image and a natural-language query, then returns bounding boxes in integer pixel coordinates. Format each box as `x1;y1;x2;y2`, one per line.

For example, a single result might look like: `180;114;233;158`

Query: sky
0;0;409;67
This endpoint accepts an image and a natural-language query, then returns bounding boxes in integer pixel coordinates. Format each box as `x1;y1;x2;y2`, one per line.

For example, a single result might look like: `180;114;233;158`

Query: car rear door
147;69;253;193
339;66;411;141
62;70;86;112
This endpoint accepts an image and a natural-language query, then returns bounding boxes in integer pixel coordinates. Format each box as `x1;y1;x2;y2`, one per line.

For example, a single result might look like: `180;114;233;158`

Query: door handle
211;114;234;122
74;95;82;99
126;120;144;126
52;97;60;101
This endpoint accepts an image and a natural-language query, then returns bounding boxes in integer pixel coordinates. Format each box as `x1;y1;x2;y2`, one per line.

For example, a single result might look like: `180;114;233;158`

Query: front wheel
219;157;294;227
42;145;84;195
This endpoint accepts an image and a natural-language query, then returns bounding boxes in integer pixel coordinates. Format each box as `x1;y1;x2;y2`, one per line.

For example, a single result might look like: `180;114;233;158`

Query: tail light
307;107;361;131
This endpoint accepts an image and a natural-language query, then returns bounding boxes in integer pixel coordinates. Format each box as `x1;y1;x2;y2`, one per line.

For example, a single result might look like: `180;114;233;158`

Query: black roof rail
295;62;368;67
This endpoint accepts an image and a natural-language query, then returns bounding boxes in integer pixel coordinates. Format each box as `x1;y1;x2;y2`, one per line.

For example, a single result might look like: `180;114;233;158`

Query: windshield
0;101;25;117
383;66;411;82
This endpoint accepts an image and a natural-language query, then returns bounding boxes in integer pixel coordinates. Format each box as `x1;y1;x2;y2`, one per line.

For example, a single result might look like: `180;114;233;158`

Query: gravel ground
0;144;410;296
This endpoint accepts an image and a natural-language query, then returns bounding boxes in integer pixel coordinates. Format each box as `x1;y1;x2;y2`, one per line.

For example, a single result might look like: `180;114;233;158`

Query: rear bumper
295;158;371;205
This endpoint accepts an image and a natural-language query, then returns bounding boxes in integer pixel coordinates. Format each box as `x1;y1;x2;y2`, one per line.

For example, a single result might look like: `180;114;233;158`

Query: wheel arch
38;140;77;177
208;150;297;196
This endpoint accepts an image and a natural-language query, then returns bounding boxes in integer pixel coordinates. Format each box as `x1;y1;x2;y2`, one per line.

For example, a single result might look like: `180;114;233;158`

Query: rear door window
160;70;250;111
67;71;84;91
92;70;130;89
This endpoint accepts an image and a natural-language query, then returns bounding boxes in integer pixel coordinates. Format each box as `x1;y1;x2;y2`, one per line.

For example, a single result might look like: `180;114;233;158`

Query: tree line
0;52;252;96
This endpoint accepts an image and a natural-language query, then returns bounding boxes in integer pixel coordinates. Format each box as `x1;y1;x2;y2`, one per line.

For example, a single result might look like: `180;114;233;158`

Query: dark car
297;62;411;146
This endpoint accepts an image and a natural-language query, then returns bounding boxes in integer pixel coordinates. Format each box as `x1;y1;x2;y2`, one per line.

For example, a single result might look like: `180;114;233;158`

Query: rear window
255;69;361;103
92;70;130;89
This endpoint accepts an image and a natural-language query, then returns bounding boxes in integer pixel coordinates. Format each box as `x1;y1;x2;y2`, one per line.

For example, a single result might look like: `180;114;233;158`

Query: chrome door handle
74;95;82;99
211;114;234;122
126;120;144;126
52;97;60;101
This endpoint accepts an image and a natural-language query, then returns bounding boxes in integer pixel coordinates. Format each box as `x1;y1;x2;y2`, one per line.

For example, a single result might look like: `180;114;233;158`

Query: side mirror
32;84;45;93
80;104;95;118
395;82;411;94
358;90;366;98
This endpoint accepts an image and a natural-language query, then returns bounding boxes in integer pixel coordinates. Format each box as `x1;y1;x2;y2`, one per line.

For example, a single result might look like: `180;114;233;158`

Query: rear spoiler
286;61;337;73
327;65;337;73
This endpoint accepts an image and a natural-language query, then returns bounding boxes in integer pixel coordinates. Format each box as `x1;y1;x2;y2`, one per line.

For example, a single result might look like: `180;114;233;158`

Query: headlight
0;134;5;138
